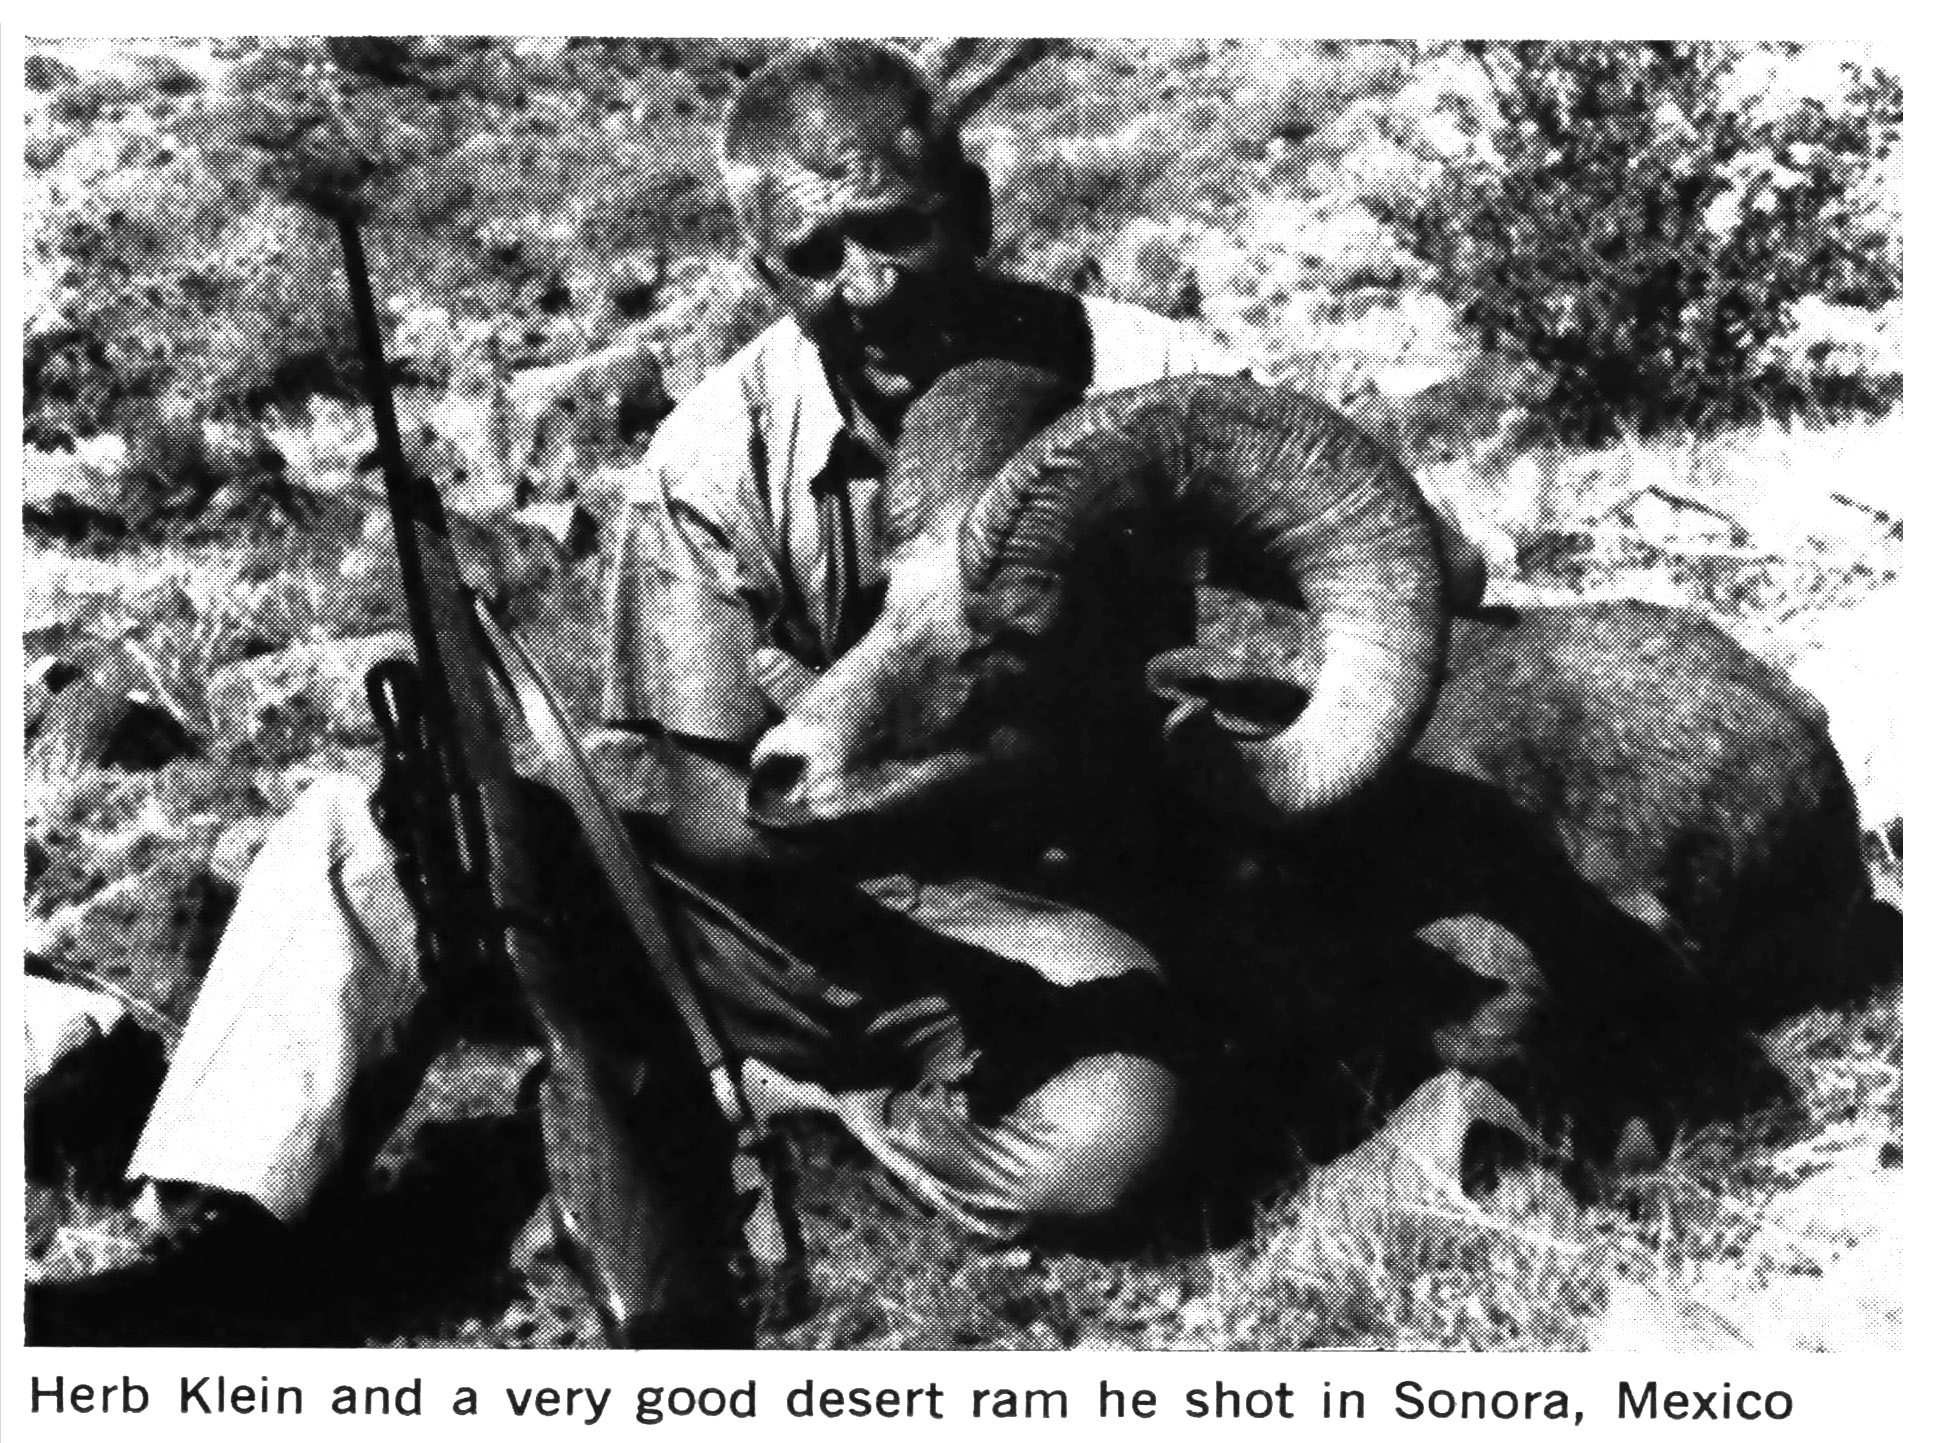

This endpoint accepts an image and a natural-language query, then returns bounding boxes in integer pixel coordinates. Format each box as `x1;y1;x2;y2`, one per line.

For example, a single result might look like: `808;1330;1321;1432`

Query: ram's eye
891;676;959;751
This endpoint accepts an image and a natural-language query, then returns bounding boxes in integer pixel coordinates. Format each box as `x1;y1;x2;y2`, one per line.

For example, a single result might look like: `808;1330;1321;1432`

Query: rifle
332;213;802;1343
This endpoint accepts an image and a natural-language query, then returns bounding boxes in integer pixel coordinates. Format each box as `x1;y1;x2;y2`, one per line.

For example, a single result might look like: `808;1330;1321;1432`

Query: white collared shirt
603;292;1236;745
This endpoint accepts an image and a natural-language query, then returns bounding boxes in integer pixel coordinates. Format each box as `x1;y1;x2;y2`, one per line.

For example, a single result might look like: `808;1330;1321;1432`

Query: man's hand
749;646;819;714
652;644;828;880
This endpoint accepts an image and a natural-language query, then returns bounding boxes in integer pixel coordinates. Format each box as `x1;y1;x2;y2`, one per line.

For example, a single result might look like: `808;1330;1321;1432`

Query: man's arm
651;732;796;878
616;727;915;888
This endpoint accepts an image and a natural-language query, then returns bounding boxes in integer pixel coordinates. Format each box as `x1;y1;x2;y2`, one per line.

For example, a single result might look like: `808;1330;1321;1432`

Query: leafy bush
1381;43;1901;441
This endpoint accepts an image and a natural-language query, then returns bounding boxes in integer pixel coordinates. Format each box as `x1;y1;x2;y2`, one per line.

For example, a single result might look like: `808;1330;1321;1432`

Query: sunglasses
777;205;941;281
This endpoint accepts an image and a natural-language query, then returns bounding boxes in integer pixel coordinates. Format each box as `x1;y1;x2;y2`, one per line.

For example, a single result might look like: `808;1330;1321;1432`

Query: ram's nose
745;748;813;831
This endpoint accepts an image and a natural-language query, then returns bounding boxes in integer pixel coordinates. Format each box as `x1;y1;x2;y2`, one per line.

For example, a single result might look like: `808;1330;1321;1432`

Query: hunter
47;41;1255;1347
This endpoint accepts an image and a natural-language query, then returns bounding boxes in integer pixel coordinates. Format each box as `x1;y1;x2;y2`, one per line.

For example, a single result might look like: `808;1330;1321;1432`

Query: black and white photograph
17;35;1903;1356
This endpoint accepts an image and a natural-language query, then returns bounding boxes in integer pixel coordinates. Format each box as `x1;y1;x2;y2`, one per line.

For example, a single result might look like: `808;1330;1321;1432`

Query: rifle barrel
331;207;800;1327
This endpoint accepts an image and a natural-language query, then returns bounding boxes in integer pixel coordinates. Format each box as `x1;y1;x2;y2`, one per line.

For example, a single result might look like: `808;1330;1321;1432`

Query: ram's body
1191;594;1868;1088
746;363;1872;1092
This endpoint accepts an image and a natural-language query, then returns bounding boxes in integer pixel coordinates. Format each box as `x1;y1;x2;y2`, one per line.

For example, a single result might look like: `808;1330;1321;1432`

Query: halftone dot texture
27;38;1898;1350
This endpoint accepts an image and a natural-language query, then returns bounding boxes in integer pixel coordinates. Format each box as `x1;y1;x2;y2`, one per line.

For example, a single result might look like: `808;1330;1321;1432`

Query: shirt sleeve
1186;327;1249;378
600;378;773;747
1083;296;1247;391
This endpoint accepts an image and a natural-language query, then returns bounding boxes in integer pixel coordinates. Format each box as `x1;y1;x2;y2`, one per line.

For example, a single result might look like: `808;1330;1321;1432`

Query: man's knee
272;772;387;875
1007;1052;1181;1224
267;771;355;837
220;770;424;998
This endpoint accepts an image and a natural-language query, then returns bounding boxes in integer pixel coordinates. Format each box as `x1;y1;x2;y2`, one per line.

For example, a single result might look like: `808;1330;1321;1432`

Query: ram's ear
1146;646;1312;741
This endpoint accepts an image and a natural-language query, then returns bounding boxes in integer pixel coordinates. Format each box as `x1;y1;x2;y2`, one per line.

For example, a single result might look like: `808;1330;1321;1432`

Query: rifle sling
478;602;808;1290
472;599;755;1081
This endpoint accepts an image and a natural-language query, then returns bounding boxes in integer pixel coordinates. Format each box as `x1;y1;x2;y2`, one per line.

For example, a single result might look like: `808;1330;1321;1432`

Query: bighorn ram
745;362;1872;1091
747;363;1457;831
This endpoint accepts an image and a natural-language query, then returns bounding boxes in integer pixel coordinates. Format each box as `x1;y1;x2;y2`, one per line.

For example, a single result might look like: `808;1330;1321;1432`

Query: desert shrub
1382;42;1901;442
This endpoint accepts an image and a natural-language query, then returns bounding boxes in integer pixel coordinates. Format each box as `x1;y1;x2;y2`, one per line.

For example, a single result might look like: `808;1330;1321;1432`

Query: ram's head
745;362;1455;835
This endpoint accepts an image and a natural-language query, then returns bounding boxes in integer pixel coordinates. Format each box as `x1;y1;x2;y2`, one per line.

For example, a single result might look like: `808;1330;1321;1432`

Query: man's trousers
129;774;1182;1331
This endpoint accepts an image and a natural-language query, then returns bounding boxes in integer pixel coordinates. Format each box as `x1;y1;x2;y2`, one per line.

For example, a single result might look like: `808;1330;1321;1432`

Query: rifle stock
333;216;799;1344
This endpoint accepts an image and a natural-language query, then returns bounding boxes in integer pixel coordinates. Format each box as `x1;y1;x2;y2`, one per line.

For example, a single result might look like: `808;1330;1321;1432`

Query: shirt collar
784;324;901;496
784;325;853;497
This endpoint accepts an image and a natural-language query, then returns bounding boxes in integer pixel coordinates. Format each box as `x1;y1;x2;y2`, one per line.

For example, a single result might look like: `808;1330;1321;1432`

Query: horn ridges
957;372;1445;822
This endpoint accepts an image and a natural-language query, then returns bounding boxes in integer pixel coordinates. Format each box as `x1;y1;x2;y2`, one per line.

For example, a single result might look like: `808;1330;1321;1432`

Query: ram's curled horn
885;361;1085;548
959;373;1449;824
743;364;1451;834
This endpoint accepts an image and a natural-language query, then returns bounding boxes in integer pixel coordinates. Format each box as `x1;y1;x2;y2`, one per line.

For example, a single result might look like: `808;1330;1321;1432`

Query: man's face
734;106;983;414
